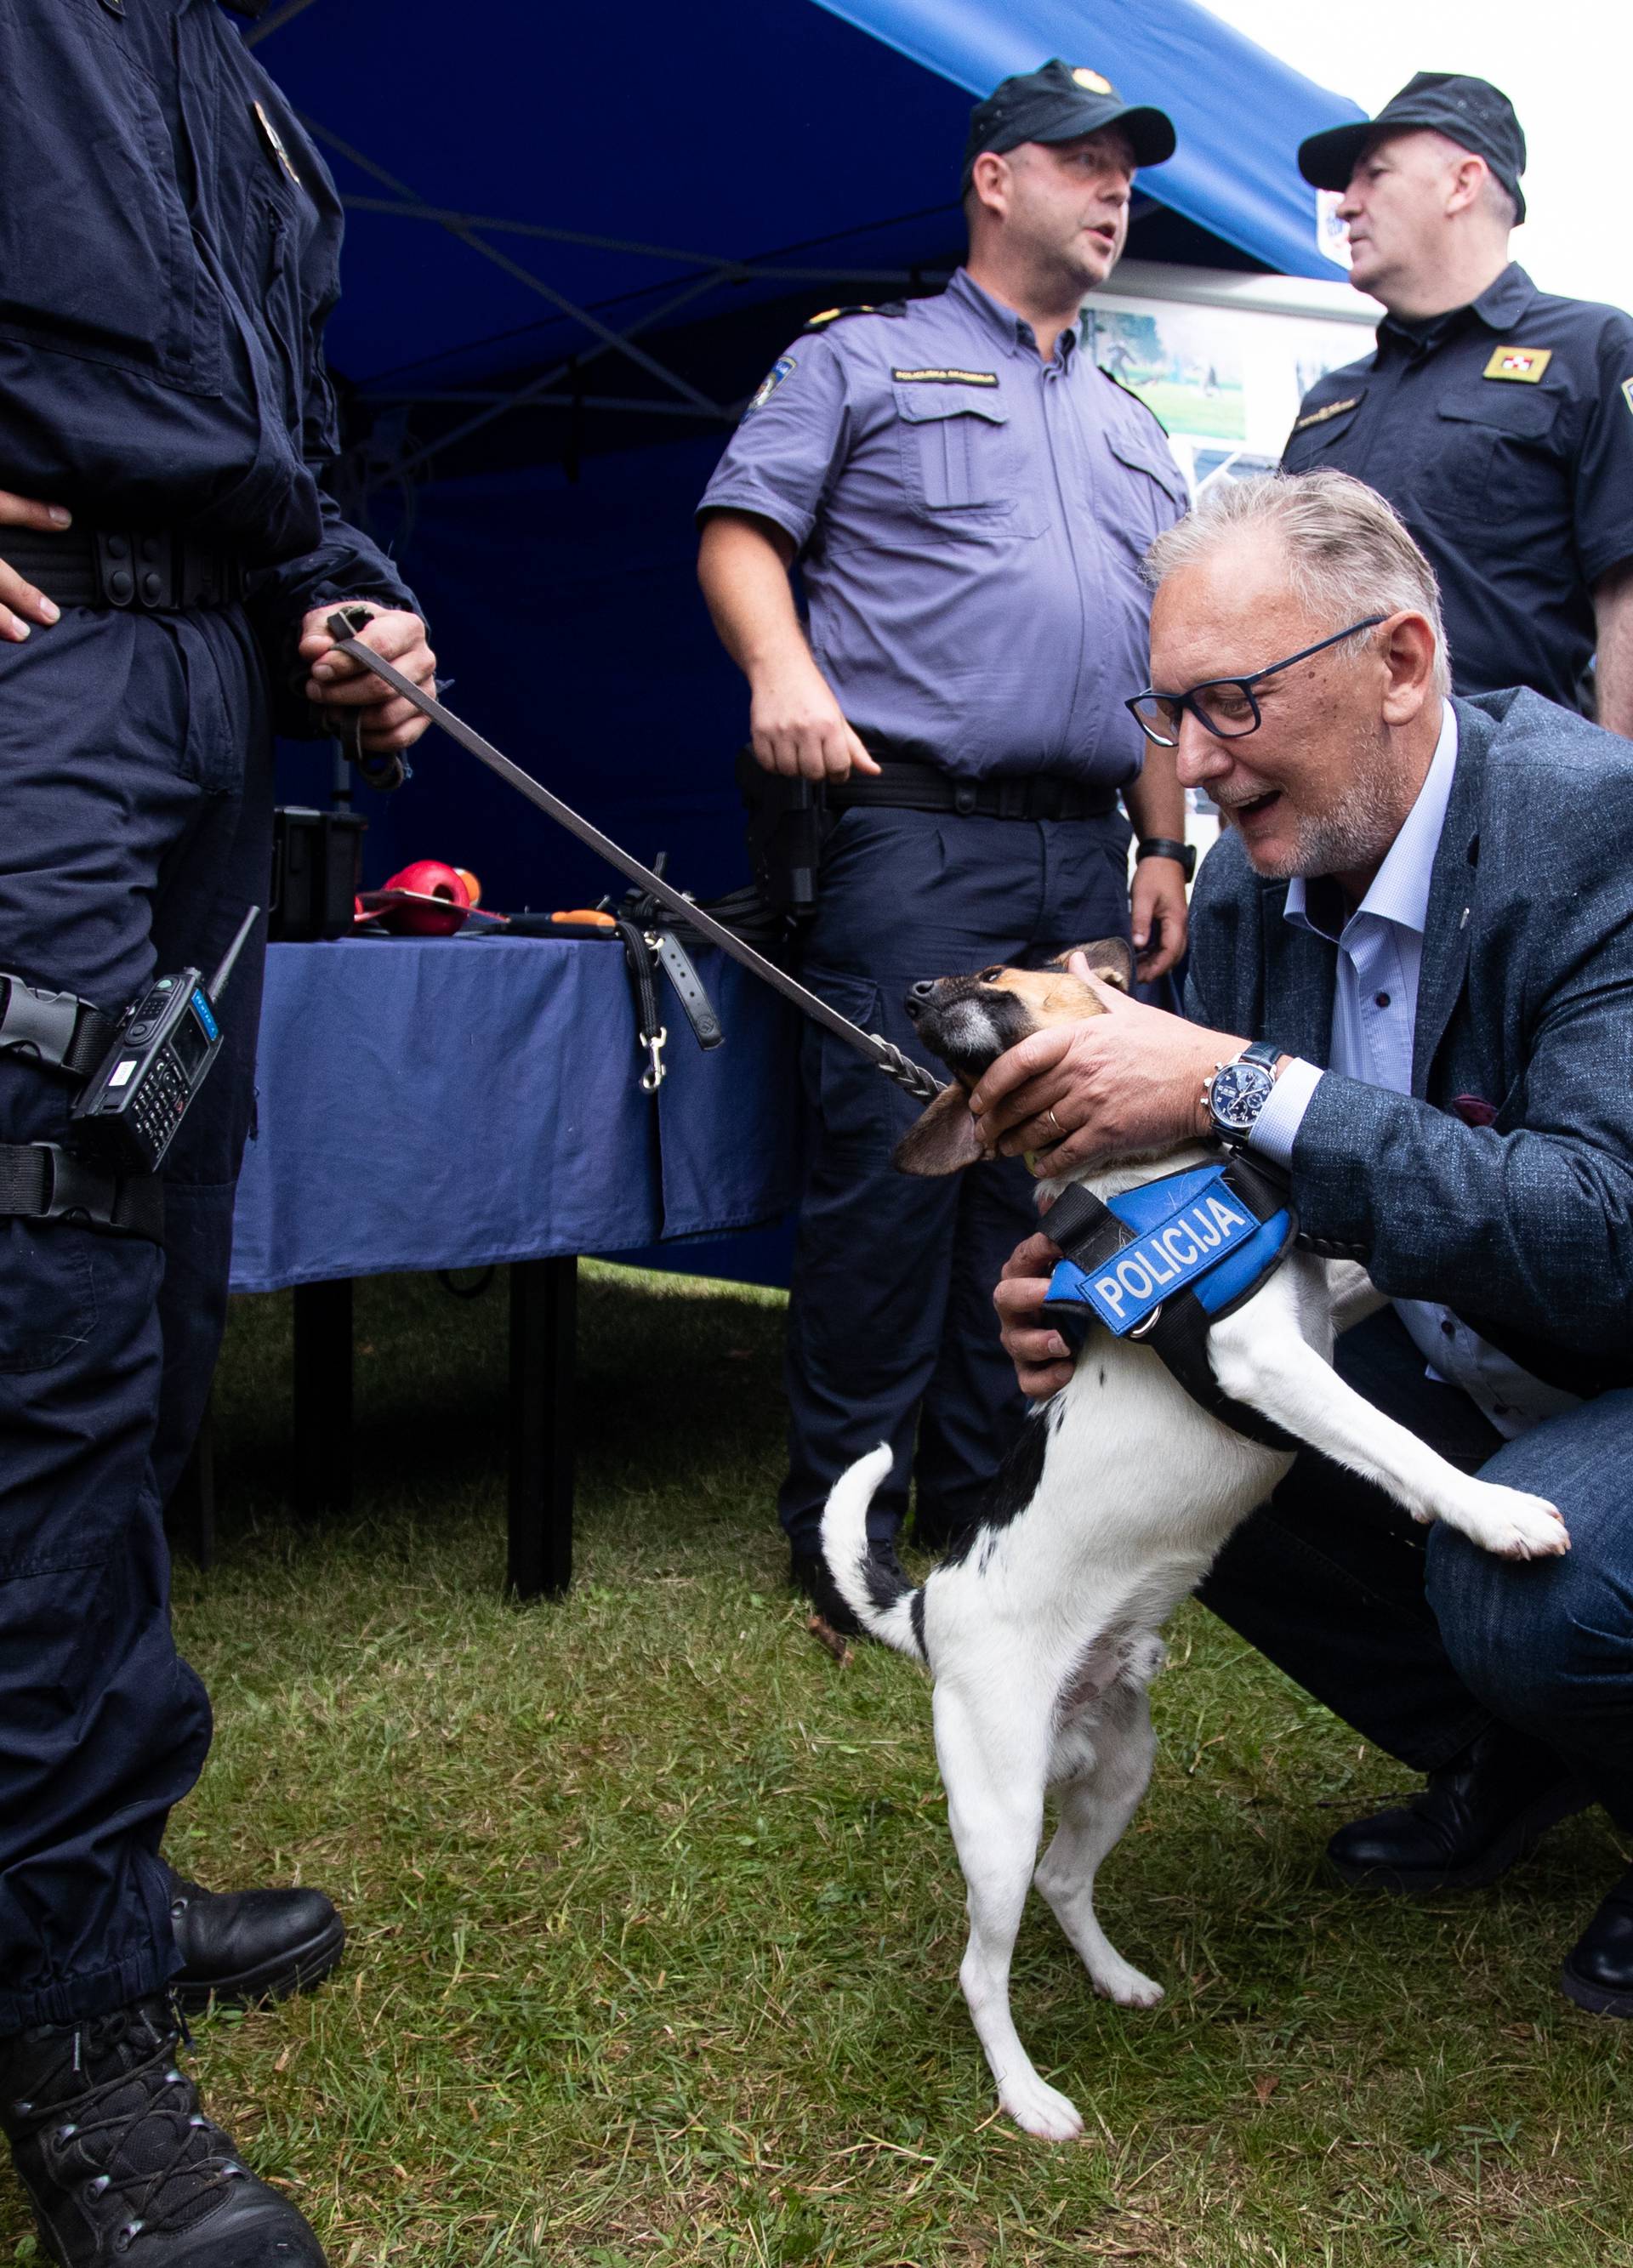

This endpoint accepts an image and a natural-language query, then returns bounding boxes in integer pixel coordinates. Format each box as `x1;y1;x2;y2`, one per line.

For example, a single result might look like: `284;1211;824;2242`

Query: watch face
1210;1060;1275;1133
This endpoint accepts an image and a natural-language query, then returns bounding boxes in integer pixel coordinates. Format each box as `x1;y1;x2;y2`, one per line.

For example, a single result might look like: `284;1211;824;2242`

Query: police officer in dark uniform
0;3;435;2260
1284;74;1633;732
697;63;1193;1625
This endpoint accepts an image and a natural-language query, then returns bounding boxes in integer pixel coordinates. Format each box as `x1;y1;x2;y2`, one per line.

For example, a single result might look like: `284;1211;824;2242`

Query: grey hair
1142;469;1451;697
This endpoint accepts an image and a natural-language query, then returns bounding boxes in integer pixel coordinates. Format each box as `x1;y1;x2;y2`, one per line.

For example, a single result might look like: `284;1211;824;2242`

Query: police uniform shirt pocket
893;383;1021;526
1420;387;1562;526
1104;424;1190;549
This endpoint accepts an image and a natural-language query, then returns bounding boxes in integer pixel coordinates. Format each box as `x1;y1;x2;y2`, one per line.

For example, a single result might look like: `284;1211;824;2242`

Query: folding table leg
292;1276;354;1515
508;1255;576;1599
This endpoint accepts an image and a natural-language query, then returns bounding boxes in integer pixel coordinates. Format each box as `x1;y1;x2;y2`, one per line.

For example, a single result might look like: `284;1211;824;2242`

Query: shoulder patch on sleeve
743;355;797;415
800;301;907;336
1096;364;1170;435
1620;375;1633;418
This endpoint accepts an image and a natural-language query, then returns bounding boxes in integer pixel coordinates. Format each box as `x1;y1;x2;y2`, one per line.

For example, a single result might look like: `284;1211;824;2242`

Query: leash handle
324;618;947;1101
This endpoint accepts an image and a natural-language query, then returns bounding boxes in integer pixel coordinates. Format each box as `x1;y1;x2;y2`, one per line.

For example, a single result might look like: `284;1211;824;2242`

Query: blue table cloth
229;935;800;1293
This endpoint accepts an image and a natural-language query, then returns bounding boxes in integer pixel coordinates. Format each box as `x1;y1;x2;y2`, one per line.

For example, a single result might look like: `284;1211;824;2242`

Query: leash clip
640;1025;669;1093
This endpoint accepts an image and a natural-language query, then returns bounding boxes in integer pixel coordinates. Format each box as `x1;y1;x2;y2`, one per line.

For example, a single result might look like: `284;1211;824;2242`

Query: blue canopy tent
255;0;1362;909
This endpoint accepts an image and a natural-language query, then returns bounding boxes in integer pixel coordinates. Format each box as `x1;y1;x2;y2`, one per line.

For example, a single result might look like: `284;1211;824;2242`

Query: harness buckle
1127;1303;1165;1341
640;1025;669;1093
0;978;83;1071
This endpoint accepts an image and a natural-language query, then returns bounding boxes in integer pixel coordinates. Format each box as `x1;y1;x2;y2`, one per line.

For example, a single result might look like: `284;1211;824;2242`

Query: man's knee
1426;1524;1627;1730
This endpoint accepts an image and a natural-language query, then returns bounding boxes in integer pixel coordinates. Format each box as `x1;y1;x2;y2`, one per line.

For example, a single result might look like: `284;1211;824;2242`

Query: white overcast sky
1205;0;1631;310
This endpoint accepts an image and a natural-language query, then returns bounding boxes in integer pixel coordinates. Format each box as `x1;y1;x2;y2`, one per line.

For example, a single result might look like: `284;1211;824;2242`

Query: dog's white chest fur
820;1146;1568;2143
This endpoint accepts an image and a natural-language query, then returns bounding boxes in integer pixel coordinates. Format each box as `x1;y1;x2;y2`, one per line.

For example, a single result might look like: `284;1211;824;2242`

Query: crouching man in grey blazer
983;469;1633;2016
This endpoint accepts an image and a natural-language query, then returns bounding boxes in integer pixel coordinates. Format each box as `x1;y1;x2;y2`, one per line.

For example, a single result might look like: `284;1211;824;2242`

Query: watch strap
1135;835;1196;881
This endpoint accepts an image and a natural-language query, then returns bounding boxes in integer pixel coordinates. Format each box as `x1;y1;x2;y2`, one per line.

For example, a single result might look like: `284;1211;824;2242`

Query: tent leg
508;1256;576;1600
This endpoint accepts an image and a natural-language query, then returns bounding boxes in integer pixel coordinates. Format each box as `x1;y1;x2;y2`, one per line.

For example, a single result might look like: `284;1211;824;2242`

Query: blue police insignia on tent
745;356;795;415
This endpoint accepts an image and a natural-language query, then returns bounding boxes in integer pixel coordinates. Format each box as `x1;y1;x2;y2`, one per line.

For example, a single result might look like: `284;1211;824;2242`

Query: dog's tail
820;1443;927;1662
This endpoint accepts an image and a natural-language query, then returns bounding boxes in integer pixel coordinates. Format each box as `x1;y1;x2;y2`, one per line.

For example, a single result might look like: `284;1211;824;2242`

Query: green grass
6;1262;1632;2265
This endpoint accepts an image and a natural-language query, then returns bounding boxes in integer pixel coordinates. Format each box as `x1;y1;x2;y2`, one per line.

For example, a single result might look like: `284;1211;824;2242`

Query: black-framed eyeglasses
1124;616;1388;747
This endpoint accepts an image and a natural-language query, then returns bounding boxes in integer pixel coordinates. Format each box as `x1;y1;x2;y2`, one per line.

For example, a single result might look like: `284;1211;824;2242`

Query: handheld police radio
71;907;260;1172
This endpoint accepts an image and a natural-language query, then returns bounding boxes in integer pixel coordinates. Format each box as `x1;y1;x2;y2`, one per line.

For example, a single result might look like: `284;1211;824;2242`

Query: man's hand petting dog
969;952;1249;1176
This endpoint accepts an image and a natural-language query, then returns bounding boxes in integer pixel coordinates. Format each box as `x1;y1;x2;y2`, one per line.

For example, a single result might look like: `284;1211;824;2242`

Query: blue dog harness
1040;1151;1300;1450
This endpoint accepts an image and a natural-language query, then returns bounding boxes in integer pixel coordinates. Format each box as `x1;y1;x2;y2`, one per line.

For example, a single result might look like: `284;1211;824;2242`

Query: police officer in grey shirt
697;61;1192;1627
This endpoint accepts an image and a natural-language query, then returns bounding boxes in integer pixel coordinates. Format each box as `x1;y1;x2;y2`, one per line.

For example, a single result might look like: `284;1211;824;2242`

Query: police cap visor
962;60;1176;192
1297;71;1527;224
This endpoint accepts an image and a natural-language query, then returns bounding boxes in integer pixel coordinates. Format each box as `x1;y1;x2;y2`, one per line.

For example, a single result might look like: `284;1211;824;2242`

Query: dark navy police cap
961;59;1176;193
1298;72;1527;224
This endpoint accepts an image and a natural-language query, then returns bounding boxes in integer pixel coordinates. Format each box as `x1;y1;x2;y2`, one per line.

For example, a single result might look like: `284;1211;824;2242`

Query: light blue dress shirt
1249;703;1580;1439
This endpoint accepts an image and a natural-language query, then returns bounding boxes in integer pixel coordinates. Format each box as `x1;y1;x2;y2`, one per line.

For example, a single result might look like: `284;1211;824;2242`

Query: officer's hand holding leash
299;602;438;756
0;486;74;642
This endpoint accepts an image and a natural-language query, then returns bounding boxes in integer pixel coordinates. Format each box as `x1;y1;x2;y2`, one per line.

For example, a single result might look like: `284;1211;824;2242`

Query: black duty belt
2;525;248;611
832;755;1118;823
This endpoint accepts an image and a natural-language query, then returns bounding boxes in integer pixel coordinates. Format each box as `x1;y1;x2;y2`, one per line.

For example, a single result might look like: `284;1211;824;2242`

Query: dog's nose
904;980;936;1022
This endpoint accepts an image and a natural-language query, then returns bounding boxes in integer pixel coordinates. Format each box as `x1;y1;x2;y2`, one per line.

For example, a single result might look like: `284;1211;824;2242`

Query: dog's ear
1056;935;1134;993
892;1084;986;1177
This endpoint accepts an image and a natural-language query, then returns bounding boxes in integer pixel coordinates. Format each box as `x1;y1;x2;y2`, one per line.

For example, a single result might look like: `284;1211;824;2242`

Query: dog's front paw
1092;1959;1165;2009
1001;2072;1084;2143
1443;1484;1570;1561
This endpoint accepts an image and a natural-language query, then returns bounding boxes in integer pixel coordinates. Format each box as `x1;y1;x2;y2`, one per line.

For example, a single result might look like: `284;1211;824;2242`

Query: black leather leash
324;612;946;1104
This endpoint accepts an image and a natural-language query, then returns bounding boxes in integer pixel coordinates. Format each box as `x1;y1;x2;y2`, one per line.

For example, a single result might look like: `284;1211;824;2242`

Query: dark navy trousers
779;804;1130;1557
0;605;271;2032
1202;1306;1633;1833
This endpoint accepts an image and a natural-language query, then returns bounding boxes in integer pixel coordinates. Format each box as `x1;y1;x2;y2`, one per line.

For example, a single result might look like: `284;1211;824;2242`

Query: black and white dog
820;946;1568;2142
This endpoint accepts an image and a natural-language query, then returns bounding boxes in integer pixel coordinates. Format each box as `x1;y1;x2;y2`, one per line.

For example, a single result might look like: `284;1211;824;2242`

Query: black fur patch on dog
940;1405;1052;1568
909;1586;928;1661
862;1550;912;1615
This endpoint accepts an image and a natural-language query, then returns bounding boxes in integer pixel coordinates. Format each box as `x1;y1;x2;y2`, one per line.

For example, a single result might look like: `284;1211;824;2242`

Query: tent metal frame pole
299;118;725;418
384;269;731;480
339;196;951;288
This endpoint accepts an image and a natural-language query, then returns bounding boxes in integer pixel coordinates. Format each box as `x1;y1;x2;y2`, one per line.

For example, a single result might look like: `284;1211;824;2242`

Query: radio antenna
208;907;261;1003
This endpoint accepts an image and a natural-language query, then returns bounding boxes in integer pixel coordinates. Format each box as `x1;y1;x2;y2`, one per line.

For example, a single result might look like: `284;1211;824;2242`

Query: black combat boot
1;1995;327;2265
165;1866;344;2013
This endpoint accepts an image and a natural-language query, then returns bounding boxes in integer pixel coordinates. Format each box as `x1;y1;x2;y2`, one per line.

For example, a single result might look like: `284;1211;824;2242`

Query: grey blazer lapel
1413;703;1486;1097
1260;884;1334;1066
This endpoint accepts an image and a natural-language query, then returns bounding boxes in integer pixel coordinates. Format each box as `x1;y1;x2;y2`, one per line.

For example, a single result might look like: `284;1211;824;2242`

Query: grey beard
1242;756;1405;882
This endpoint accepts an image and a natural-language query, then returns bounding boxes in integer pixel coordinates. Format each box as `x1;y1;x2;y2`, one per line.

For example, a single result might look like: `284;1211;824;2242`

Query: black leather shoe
1560;1866;1633;2017
167;1867;344;2013
1;1994;328;2264
1326;1726;1590;1893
